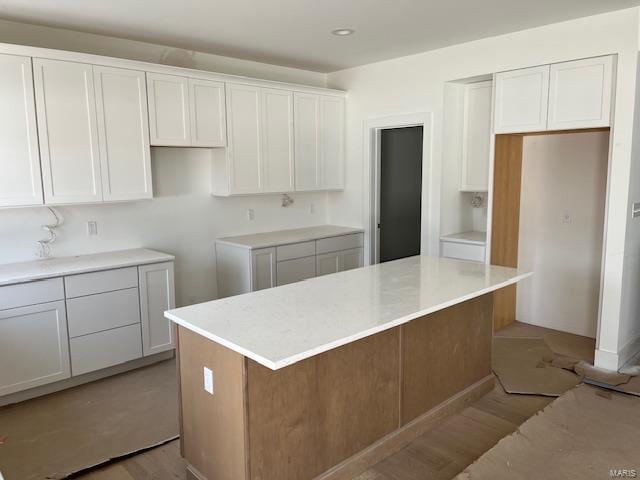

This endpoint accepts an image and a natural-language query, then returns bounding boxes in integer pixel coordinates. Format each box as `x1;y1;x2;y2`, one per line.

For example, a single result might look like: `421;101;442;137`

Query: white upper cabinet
0;54;43;208
547;56;614;130
226;83;262;194
34;58;103;205
188;78;227;147
294;93;320;190
460;81;492;192
494;65;550;134
319;95;345;190
147;73;191;146
261;88;294;193
294;93;345;191
94;66;152;201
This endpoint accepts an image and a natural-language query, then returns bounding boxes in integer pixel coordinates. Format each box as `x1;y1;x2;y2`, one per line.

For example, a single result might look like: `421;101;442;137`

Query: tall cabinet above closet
0;43;346;209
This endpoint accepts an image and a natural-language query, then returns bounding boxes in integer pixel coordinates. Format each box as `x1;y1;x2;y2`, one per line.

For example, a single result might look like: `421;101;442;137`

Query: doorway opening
378;126;423;262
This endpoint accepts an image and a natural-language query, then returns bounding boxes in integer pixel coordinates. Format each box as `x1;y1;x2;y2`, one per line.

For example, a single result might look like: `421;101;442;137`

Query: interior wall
0;150;329;307
326;7;640;368
516;132;609;338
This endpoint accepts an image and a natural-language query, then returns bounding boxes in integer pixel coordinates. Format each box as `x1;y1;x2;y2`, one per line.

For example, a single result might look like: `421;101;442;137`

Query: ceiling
0;0;638;72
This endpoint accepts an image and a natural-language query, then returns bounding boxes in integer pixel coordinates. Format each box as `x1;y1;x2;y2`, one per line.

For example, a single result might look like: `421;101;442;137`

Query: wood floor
78;381;552;480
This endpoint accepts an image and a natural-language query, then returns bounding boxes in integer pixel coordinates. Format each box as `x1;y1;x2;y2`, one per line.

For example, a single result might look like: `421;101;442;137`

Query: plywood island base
176;293;495;480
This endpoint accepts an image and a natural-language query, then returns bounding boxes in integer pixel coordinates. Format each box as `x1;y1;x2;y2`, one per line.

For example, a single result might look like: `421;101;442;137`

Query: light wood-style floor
78;382;552;480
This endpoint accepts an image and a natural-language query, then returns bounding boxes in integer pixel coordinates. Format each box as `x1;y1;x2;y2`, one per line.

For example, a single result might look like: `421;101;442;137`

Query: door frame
363;112;438;265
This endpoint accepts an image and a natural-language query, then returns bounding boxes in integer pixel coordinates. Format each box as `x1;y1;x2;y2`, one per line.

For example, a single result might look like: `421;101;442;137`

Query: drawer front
276;241;315;262
65;267;138;298
67;287;141;338
276;256;316;286
70;323;142;376
441;241;486;263
0;278;64;311
316;233;364;255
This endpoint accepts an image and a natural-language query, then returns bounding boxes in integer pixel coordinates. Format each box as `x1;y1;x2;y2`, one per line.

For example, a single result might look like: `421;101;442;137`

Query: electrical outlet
632;202;640;219
247;209;255;221
87;221;98;236
562;213;572;224
203;367;214;395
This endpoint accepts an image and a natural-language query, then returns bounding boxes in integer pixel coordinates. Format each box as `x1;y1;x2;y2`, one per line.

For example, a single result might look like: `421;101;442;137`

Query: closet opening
491;128;610;338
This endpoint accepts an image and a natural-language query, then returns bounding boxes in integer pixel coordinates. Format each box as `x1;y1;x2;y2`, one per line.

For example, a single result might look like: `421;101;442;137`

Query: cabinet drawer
276;241;315;261
440;241;486;263
65;267;138;298
70;323;142;376
67;287;141;338
316;233;363;255
277;256;316;286
0;278;64;311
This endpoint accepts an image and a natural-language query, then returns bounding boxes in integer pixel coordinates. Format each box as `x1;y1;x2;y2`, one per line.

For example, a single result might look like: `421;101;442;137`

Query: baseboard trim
619;334;640;368
596;334;640;371
0;350;174;407
314;374;495;480
594;348;619;371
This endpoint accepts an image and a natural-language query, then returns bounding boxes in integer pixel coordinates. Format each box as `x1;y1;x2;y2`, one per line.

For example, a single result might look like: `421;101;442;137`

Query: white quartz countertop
0;248;174;286
215;225;364;249
166;256;530;370
440;231;487;246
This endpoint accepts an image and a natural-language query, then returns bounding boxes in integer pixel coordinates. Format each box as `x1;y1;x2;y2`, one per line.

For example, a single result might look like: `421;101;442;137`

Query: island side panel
401;293;494;424
246;327;400;480
177;326;248;480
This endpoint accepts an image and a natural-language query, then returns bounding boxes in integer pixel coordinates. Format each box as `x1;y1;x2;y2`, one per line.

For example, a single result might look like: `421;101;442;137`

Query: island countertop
166;256;530;370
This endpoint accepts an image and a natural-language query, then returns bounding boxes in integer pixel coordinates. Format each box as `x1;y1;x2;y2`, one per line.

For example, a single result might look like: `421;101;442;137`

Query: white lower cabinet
440;241;486;263
0;257;175;398
251;248;277;291
276;256;316;286
316;248;364;277
0;301;70;396
139;262;176;356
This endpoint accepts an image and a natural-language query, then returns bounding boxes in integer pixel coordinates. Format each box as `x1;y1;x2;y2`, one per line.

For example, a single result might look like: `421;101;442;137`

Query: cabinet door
276;256;315;286
339;248;364;272
189;78;227;147
0;54;43;207
251;248;276;291
548;56;613;130
139;262;176;356
294;92;320;191
34;58;103;204
94;66;152;201
0;300;70;396
261;88;294;193
316;251;340;277
227;83;262;194
319;95;345;190
494;65;549;134
460;81;492;192
147;73;191;146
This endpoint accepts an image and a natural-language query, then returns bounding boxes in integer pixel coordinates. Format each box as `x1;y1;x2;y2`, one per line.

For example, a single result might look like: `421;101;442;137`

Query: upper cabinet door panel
261;88;294;193
294;93;320;191
33;58;103;204
319;95;345;190
548;56;614;130
0;54;43;207
494;65;550;134
94;66;152;201
147;73;190;146
189;78;227;147
461;81;492;192
226;83;262;194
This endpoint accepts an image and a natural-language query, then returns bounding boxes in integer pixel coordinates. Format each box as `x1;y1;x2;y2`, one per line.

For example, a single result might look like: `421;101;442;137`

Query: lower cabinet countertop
440;231;487;246
0;248;174;286
215;225;364;249
166;255;530;370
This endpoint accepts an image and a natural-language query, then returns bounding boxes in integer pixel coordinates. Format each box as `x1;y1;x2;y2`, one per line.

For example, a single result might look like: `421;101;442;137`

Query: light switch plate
87;221;98;236
203;366;214;395
632;202;640;219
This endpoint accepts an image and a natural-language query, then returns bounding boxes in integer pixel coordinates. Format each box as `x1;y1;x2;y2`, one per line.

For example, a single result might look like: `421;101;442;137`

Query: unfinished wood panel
491;134;523;329
401;294;493;424
246;328;400;480
177;326;247;480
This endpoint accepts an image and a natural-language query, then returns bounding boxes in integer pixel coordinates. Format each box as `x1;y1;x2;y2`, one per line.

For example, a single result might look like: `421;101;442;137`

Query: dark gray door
379;126;423;262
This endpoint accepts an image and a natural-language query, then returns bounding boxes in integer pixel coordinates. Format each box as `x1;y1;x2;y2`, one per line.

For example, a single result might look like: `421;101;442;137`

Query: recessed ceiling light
332;28;355;36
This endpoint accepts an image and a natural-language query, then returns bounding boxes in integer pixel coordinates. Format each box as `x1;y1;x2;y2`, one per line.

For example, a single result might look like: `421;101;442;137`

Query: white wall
0;149;328;307
516;132;609;338
0;18;326;87
326;8;640;369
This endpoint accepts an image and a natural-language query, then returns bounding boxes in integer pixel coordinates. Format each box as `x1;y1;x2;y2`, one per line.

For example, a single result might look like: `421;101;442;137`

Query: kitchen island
166;256;530;480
